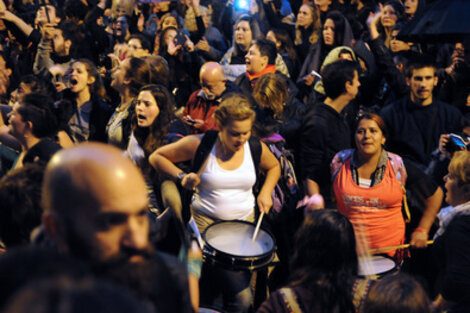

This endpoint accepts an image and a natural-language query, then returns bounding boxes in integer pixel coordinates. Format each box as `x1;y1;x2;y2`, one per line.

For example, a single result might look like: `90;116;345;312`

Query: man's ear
406;76;411;87
42;211;68;253
65;39;72;49
433;75;438;87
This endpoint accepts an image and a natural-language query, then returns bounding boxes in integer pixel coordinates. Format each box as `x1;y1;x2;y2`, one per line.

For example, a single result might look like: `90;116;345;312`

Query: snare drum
358;255;398;278
202;220;276;271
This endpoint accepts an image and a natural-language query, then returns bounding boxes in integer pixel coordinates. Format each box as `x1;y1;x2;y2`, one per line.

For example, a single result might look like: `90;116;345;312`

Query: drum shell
202;220;276;271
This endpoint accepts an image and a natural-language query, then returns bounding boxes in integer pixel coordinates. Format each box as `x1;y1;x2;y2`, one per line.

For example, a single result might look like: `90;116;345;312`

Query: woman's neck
119;91;134;111
76;88;91;107
357;150;382;169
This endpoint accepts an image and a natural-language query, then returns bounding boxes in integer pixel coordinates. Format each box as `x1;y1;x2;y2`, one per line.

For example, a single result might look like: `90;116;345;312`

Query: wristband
414;227;428;234
176;172;186;185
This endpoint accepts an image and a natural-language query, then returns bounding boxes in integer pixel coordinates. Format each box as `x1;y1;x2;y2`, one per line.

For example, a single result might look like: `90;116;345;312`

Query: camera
445;133;469;154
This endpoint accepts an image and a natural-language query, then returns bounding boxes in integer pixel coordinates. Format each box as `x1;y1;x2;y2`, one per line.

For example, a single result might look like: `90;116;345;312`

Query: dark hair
57;20;75;44
253;38;277;65
289;210;357;313
70;59;105;99
233;15;262;55
323;11;346;47
405;58;437;78
269;28;298;64
132;84;175;156
322;60;359;99
0;163;45;248
18;93;58;138
64;0;88;21
18;74;56;99
355;112;388;139
128;33;152;53
125;57;154;97
3;277;153;313
142;55;170;87
361;273;431;313
158;26;177;55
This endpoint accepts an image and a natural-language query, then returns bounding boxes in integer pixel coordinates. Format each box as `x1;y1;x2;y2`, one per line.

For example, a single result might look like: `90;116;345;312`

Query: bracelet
175;172;186;185
414;227;429;234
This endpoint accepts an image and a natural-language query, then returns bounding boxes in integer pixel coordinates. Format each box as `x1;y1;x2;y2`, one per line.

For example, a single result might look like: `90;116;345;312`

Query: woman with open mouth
56;59;112;146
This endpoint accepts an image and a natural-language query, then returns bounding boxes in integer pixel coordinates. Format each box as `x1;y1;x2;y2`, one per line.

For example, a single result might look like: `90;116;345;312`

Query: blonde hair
213;94;255;126
449;151;470;185
253;73;287;119
295;3;321;46
111;0;134;18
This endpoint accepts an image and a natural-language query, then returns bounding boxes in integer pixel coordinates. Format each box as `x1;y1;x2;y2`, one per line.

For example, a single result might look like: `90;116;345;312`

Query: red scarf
246;65;276;88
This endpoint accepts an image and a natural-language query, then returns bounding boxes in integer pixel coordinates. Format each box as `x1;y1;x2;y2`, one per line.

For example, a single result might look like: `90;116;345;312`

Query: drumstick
252;212;265;242
369;240;434;253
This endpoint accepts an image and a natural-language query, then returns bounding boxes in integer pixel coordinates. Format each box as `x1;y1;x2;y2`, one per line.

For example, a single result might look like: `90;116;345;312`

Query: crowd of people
0;0;469;312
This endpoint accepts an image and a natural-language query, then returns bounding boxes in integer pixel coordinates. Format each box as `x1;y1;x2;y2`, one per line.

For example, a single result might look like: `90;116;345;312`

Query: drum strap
279;288;302;313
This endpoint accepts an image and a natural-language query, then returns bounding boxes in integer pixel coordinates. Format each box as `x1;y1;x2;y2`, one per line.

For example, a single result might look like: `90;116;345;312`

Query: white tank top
192;140;256;221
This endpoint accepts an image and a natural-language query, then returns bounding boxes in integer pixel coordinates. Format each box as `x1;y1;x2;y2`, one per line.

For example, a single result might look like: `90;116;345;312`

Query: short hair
355;112;388;139
213;93;255;126
58;20;75;43
448;151;470;186
405;58;437;78
253;73;287;118
361;273;431;313
321;60;359;99
18;74;56;99
64;0;88;21
253;39;277;65
128;34;152;53
18;93;58;138
0;163;45;248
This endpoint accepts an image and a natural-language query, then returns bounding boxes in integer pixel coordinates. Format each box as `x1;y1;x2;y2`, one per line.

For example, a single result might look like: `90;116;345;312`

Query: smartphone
174;30;187;46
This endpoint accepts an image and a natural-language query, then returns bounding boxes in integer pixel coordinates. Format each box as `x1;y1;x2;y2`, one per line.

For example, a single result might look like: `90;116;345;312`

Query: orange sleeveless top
333;159;405;257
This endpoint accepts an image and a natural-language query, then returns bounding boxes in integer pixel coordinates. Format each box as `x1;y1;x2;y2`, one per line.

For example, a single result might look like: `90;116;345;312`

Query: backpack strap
248;135;261;174
191;130;219;173
279;288;303;313
387;152;410;223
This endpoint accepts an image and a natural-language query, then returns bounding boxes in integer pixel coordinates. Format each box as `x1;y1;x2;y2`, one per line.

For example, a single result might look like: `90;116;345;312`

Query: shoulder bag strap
279;288;303;313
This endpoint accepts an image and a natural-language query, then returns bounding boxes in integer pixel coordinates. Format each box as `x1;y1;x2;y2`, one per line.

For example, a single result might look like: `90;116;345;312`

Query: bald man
42;142;191;313
181;62;241;134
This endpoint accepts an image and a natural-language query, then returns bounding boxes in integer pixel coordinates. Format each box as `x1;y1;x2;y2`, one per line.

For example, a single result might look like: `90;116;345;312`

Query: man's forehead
411;67;435;77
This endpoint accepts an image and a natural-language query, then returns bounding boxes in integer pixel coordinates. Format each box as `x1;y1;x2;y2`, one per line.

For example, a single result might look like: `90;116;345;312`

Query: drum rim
358;254;398;276
202;219;276;261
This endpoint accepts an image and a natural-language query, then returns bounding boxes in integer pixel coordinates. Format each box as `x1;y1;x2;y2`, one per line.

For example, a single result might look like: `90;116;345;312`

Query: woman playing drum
149;93;280;313
331;112;443;260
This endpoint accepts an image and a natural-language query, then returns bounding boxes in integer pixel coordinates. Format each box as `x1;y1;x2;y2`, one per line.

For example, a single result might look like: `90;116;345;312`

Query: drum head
358;255;397;276
203;221;275;257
